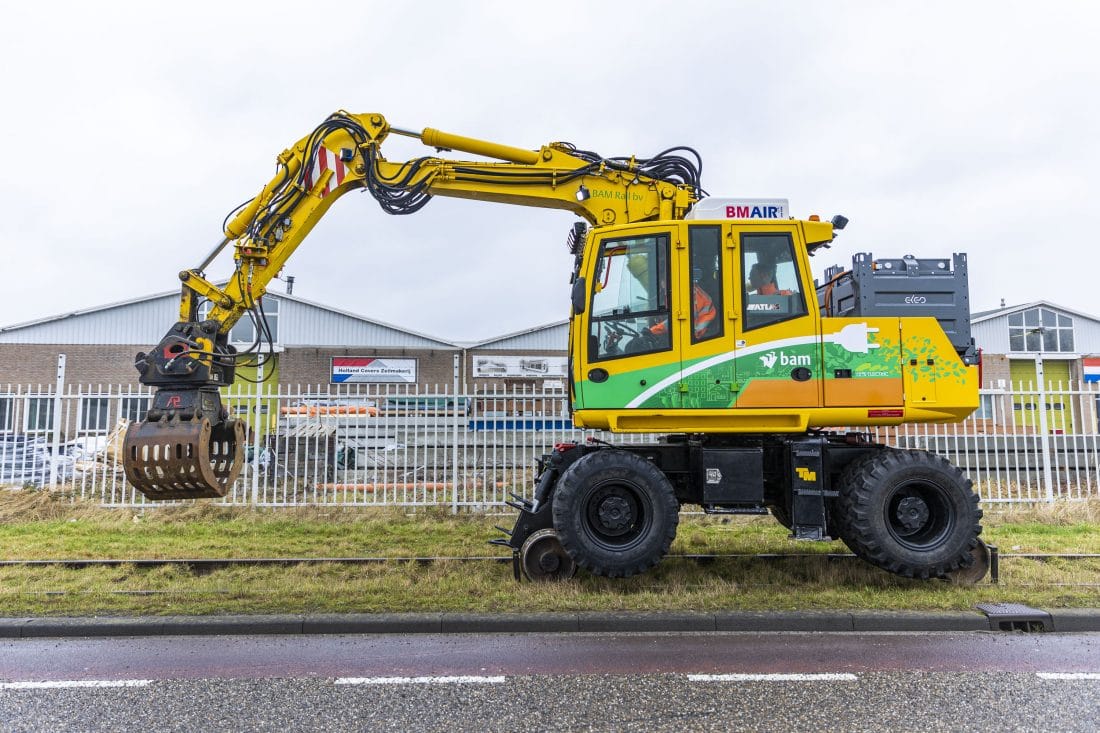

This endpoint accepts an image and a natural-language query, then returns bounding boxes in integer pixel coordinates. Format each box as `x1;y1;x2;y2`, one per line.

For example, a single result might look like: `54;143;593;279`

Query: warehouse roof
972;301;1100;324
0;289;459;349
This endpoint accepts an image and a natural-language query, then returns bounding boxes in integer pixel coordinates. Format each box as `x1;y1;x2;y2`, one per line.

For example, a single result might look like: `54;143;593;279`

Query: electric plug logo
829;323;882;354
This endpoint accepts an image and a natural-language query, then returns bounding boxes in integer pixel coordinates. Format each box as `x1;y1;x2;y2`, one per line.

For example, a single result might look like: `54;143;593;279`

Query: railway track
14;547;1100;585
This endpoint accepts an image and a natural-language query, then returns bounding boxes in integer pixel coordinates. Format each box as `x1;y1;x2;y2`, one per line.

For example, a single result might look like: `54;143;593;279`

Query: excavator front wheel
551;449;679;578
123;416;246;500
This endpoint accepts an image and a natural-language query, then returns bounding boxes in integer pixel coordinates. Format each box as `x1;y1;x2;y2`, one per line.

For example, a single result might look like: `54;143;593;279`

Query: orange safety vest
756;282;793;296
650;284;716;338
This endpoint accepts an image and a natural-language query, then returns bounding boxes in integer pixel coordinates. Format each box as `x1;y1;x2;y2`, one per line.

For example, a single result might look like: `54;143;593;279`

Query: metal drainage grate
976;602;1052;632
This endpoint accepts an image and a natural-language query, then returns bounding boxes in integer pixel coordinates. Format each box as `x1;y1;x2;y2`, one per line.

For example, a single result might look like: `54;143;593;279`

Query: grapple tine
123;416;246;500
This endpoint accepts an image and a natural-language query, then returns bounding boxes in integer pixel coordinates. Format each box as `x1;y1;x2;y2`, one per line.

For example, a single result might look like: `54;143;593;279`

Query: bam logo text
760;351;811;369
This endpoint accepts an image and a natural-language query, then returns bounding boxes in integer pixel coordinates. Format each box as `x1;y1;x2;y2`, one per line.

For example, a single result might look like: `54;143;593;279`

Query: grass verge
1;490;1099;616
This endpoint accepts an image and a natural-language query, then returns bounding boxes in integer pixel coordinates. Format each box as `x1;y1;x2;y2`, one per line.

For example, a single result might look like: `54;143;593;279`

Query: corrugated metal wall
0;297;178;345
278;299;455;349
473;321;568;350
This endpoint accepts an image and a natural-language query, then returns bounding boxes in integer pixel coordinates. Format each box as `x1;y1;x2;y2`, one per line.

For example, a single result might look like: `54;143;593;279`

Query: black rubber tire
552;450;679;578
835;449;982;579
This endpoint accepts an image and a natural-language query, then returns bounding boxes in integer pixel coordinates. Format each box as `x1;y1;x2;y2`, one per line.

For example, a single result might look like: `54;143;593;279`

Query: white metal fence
1;380;1099;507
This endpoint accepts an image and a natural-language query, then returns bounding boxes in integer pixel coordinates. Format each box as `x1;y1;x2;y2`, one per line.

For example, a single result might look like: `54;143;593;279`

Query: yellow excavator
124;111;987;583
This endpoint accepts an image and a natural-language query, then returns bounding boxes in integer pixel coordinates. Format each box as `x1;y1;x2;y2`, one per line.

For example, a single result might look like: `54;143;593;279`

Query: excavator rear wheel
551;450;679;578
835;449;982;580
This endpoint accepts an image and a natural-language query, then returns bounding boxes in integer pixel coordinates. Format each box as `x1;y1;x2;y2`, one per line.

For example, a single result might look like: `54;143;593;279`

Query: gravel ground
2;672;1099;733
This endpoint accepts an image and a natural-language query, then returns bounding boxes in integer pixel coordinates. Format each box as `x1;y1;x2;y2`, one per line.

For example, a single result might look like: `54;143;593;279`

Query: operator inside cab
646;267;717;341
748;262;792;296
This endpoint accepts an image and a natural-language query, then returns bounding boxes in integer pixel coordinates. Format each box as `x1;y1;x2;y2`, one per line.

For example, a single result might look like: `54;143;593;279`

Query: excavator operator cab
570;217;827;426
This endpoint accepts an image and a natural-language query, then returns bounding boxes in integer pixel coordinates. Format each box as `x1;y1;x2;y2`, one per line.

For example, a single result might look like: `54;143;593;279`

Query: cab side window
741;233;807;330
589;234;672;361
689;226;723;343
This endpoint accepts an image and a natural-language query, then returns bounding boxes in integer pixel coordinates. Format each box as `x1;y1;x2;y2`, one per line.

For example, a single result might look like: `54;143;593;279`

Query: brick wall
0;344;474;391
0;344;140;387
980;353;1011;389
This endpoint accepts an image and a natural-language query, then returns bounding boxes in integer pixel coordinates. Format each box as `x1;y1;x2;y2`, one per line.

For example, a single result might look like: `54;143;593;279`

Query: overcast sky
1;1;1097;342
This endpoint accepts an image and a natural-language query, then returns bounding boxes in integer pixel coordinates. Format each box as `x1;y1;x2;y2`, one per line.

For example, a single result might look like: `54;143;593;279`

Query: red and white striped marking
303;147;348;198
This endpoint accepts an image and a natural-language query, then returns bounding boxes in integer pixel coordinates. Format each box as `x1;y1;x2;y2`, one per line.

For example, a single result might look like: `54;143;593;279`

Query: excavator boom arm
191;112;698;331
124;111;702;499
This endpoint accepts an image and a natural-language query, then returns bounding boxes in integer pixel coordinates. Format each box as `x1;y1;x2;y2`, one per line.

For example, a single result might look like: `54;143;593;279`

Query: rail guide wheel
944;538;991;585
520;528;577;582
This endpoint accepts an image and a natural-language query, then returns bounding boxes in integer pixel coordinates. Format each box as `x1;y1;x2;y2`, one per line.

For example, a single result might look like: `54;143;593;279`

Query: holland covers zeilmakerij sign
330;357;418;384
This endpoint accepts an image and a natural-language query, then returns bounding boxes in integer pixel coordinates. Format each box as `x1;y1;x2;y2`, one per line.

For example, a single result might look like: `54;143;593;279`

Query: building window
1008;308;1074;353
79;397;111;434
119;396;150;423
198;295;280;345
0;397;13;431
24;397;54;433
974;393;999;420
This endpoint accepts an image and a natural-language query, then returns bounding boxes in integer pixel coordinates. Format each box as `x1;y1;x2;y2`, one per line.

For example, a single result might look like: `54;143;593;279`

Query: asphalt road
2;632;1099;732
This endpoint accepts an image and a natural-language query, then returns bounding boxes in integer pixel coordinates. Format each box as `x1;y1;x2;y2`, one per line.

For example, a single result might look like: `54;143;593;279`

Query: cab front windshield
589;234;671;361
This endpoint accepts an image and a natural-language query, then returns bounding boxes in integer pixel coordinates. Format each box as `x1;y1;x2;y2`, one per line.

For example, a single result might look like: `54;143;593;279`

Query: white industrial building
0;290;568;392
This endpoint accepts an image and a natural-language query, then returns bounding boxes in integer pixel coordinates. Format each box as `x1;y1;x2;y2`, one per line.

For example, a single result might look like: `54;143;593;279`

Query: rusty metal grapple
123;388;245;500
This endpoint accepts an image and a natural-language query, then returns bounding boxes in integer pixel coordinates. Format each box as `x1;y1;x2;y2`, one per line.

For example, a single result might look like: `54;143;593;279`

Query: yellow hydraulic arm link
124;111;701;500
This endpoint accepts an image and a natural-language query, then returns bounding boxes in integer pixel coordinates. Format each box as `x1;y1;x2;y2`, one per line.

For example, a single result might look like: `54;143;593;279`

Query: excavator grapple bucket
123;417;246;500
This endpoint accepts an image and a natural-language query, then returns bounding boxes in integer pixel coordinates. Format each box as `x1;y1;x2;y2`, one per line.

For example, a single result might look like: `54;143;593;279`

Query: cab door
677;224;739;409
573;226;682;410
730;225;823;409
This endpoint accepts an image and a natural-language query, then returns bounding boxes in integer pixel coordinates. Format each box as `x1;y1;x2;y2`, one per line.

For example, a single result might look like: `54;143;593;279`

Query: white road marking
0;680;152;689
335;676;506;685
1037;672;1100;680
688;673;859;682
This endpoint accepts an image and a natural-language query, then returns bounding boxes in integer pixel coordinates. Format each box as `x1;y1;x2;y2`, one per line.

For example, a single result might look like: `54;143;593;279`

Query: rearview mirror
571;277;587;314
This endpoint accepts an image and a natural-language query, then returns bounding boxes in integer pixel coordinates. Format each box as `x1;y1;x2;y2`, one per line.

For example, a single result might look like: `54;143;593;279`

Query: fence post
48;354;66;489
251;362;265;505
451;353;460;514
1034;357;1055;502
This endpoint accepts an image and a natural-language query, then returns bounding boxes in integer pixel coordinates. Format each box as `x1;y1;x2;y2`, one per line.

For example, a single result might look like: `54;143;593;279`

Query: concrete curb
1;610;1099;638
